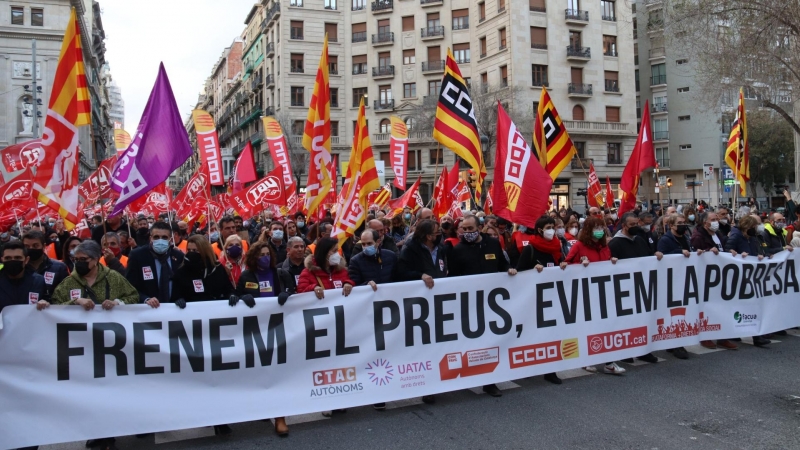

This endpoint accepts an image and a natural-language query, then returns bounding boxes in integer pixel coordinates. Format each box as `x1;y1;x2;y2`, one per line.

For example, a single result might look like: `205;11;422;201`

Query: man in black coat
447;215;516;398
0;241;46;312
126;222;185;308
395;219;447;284
690;211;726;253
91;213;127;245
351;219;399;257
278;236;306;304
22;230;69;302
348;229;397;288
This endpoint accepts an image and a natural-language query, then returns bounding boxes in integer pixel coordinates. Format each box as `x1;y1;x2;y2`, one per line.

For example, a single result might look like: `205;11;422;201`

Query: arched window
379;118;391;133
572;104;585;121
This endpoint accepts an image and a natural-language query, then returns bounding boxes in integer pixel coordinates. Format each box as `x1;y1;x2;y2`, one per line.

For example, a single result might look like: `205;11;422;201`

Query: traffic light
666;177;673;188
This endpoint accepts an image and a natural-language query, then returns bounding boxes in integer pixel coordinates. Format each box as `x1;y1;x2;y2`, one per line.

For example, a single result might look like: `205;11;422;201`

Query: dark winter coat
348;249;397;286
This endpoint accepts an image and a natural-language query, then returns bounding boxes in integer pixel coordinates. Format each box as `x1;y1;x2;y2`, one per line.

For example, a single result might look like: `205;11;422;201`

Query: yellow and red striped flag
32;7;90;229
302;34;332;217
532;88;577;180
433;48;486;194
725;88;749;196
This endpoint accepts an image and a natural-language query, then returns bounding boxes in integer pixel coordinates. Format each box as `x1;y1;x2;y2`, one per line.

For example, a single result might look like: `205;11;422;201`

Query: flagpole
427;143;442;208
572;154;601;206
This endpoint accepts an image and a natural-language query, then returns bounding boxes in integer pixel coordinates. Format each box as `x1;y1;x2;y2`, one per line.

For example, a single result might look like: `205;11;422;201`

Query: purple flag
110;63;192;215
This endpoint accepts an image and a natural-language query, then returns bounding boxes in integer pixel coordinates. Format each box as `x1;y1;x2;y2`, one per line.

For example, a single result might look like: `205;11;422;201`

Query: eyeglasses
151;235;171;241
74;257;93;263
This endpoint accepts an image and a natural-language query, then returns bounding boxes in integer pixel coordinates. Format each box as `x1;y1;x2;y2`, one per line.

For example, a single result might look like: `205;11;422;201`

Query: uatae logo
366;358;394;386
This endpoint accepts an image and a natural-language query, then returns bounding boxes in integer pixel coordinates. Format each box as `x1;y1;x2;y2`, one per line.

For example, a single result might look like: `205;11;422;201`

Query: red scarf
529;234;563;263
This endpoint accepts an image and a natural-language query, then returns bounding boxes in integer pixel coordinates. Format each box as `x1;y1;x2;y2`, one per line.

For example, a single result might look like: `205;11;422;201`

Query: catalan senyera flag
302;34;332;216
32;7;90;229
725;87;749;196
367;183;392;210
433;48;486;194
532;88;577;181
113;129;131;156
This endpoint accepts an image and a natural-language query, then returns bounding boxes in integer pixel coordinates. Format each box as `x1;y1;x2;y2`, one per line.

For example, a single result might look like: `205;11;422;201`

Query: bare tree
471;83;534;158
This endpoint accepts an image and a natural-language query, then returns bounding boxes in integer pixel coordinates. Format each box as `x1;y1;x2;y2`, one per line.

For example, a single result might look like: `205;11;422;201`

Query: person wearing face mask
516;216;566;385
296;237;354;298
637;212;658;254
449;215;516;397
261;221;288;264
0;241;46;313
396;219;448;291
126;222;185;308
61;236;82;273
219;235;247;286
133;215;152;247
690;211;727;256
22;231;69;302
389;214;410;249
715;207;732;236
171;236;233;307
683;207;698;235
236;241;282;301
656;213;698;257
285;219;312;246
294;212;309;235
553;218;572;257
352;219;399;257
212;216;250;258
45;231;60;260
99;232;128;275
348;229;397;293
760;212;794;256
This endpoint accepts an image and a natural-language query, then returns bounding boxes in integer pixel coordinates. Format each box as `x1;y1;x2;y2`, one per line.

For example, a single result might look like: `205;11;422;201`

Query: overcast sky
102;0;257;134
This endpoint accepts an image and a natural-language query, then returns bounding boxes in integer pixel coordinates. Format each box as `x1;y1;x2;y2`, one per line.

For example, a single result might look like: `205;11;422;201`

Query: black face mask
74;261;91;277
627;226;641;235
675;224;689;236
440;222;452;231
184;252;205;271
27;248;44;261
3;260;24;276
746;228;756;237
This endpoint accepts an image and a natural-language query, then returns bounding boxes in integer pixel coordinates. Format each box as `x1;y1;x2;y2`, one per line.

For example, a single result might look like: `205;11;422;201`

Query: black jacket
351;237;399;259
396;241;448;281
348;249;397;286
279;257;305;294
125;245;185;302
517;244;559;272
29;256;69;301
690;226;726;252
133;228;152;248
91;220;127;245
724;226;765;256
760;224;788;256
609;231;654;259
657;231;693;255
448;234;508;277
171;263;233;303
236;268;284;298
269;240;288;265
0;268;45;312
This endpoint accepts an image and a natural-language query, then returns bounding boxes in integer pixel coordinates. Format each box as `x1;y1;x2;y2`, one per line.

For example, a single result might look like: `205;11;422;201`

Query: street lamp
667;177;673;204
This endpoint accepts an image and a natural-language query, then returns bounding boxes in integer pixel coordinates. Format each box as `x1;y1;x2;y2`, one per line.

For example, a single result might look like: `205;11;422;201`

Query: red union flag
492;102;552;227
78;156;117;202
587;163;604;208
192;110;224;186
432;166;449;219
0;167;34;205
230;167;286;217
174;166;209;217
0;139;43;173
389;116;408;190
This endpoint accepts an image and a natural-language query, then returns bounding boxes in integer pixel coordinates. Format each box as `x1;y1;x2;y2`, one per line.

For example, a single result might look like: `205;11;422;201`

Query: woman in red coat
297;237;355;299
559;216;624;376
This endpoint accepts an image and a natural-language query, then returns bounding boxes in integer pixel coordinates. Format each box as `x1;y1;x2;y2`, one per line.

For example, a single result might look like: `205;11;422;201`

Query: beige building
187;0;638;212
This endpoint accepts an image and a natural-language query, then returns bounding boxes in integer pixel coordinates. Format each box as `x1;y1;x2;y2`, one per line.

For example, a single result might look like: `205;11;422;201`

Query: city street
41;333;800;450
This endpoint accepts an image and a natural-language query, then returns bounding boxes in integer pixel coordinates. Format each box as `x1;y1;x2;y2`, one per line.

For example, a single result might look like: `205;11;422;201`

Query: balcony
266;74;275;88
420;0;442;5
372;0;393;13
657;158;670;168
422;60;445;73
251;76;262;91
372;32;394;46
290;65;304;74
604;80;619;93
265;42;275;57
571;158;593;170
374;99;395;111
654;131;669;141
421;26;445;39
602;14;616;22
566;46;591;61
604;48;618;57
650;74;667;86
238;107;262;129
352;65;368;75
266;3;280;23
651;102;667;113
372;65;395;78
264;105;275;116
565;9;589;24
649;46;665;59
352;31;367;43
567;83;593;97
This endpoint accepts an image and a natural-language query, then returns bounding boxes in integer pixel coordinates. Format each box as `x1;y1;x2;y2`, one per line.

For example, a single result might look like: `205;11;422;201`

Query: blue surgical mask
404;213;412;220
688;214;696;222
363;245;377;256
518;225;527;233
272;230;284;240
297;221;305;228
152;239;170;254
210;232;220;242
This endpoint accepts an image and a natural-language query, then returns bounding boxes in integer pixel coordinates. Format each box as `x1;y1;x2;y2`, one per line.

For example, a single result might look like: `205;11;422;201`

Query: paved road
43;334;800;450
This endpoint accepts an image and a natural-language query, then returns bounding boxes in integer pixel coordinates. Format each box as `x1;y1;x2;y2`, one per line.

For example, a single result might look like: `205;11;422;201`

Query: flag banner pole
426;143;442;208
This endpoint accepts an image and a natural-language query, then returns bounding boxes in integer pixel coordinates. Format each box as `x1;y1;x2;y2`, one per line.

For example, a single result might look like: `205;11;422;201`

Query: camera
774;184;789;195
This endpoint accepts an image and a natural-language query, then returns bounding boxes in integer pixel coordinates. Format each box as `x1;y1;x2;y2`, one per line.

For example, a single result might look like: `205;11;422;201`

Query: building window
530;27;547;49
330;88;339;107
290;87;304;106
290;0;304;6
606;106;620;122
654;119;668;140
405;117;416;131
31;8;43;26
378;51;391;69
452;9;469;30
325;0;337;10
479;2;486;21
499;28;507;50
404;82;416;98
498;0;506;12
11;6;23;25
428;80;441;96
677;87;690;93
678;115;691;121
676;58;688;65
601;0;615;21
604;71;619;92
353;87;368;107
325;23;338;42
352;22;367;42
427;12;440;29
453;43;470;64
572;105;585;121
402;16;414;32
651;63;666;85
292;120;304;135
377;18;390;35
408;150;422;171
603;35;617;56
607;143;622;164
352;55;367;75
352;0;366;10
429;149;444;165
380;119;391;133
331;121;339;136
656;147;669;167
403;49;415;65
679;144;692;151
290;54;304;73
574;141;586;159
353;119;369;133
479;37;487;57
500;65;508;87
378;85;392;105
290;21;304;39
635;69;640;91
329;55;338;74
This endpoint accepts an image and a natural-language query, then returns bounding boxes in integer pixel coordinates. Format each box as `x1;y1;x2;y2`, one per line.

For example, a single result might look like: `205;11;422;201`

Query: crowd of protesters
0;189;797;449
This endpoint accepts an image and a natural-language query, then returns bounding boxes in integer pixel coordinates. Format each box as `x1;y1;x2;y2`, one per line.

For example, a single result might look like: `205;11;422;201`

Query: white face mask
543;229;556;240
719;219;728;225
757;224;766;233
610;213;618;221
568;227;578;236
709;221;720;232
555;228;566;238
641;224;651;232
328;253;342;266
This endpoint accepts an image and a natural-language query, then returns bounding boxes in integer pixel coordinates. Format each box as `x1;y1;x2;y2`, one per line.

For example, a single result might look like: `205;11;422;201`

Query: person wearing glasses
125;222;185;309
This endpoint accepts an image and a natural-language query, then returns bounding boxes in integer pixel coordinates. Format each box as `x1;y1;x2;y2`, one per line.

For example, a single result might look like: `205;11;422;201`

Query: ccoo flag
532;89;577;181
433;49;486;194
32;7;91;229
725;88;749;196
389;116;408;190
492;102;552;227
192;110;225;186
109;63;193;216
618;100;656;217
302;34;333;216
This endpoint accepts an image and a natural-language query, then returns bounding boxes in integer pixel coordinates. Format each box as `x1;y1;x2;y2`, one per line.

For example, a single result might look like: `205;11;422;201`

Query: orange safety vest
100;254;128;268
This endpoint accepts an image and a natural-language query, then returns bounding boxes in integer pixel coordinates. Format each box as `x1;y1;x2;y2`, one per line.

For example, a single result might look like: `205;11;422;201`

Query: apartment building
187;0;638;211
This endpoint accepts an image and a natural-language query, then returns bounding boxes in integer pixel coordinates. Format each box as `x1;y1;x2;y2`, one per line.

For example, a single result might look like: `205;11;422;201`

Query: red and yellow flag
725;88;749;196
302;34;332;216
32;7;90;229
433;48;486;194
532;88;577;181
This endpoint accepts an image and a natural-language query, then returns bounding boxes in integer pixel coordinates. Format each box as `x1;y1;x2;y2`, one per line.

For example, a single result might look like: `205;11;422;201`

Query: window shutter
402;16;414;31
352;22;366;33
530;27;546;45
606;106;620;123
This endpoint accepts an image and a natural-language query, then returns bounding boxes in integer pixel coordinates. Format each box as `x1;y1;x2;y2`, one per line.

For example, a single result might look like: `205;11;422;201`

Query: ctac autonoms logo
587;327;648;356
508;339;579;369
310;367;363;398
366;358;394;386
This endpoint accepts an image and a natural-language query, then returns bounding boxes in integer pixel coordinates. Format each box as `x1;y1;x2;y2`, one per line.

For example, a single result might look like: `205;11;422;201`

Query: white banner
1;252;799;448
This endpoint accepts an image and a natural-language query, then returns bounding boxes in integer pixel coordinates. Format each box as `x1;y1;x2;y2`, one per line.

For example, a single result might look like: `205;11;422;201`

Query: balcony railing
265;42;275;57
421;26;445;38
251;77;262;91
264;106;275;116
650;74;667;85
352;2;365;10
352;31;367;42
266;3;281;23
265;74;275;87
452;20;469;30
372;32;394;44
290;29;304;40
374;99;395;110
602;14;616;22
571;158;593;169
604;80;619;92
372;65;395;77
567;83;593;96
604;48;618;57
608;156;623;165
352;65;368;75
651;102;668;113
567;46;591;59
422;60;445;72
372;0;393;12
420;0;442;4
654;131;669;140
455;56;470;64
290;65;304;73
565;9;589;22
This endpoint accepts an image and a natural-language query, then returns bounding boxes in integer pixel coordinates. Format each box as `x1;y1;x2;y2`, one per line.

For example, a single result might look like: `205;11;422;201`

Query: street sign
658;176;666;186
703;164;714;180
655;187;660;193
724;186;731;193
724;179;736;186
375;160;386;186
722;168;734;179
